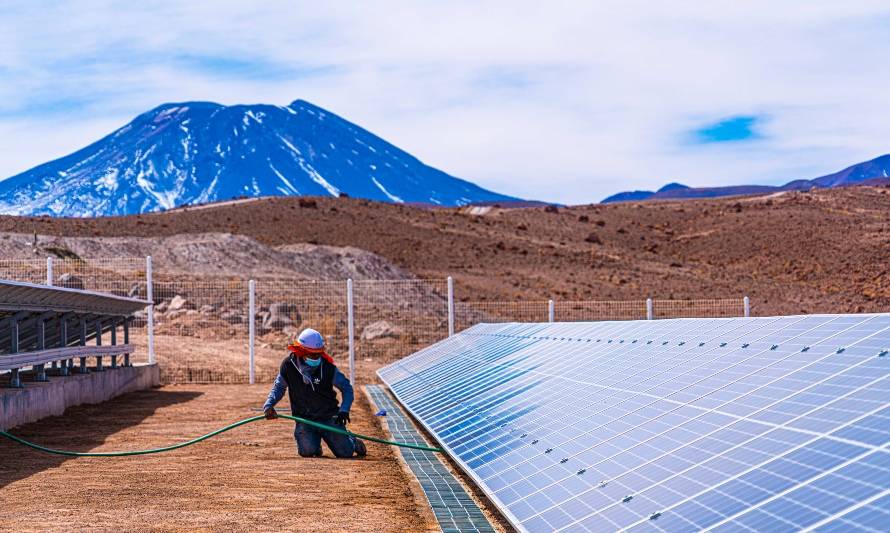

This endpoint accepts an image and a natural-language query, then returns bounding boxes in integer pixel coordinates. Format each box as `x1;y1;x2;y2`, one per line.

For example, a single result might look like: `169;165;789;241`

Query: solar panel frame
378;315;890;532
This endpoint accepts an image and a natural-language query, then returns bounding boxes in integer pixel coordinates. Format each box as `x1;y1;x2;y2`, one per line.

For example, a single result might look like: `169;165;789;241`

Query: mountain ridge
602;154;890;203
0;99;520;216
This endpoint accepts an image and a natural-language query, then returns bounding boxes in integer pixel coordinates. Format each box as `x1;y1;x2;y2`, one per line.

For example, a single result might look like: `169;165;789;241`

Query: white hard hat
297;328;325;352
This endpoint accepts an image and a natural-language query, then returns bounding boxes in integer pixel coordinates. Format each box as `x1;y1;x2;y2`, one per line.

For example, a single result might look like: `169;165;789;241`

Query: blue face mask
303;357;322;368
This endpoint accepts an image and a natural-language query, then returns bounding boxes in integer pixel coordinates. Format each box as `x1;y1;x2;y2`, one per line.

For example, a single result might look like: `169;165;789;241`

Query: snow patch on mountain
0;99;519;216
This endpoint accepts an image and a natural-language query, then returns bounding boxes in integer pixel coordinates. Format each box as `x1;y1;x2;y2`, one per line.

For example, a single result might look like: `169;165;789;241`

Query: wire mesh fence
0;256;752;384
146;279;249;383
555;300;649;321
651;298;746;318
353;279;449;367
455;301;551;332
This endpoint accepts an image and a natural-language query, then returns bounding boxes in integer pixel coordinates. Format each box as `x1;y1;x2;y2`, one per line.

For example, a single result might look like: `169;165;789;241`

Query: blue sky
1;1;890;203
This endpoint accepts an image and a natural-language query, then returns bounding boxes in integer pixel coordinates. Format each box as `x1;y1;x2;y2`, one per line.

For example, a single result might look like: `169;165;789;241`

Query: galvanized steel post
548;299;555;323
46;256;53;286
447;276;455;337
10;318;22;388
347;278;355;385
248;279;256;384
36;318;48;381
646;298;653;320
743;296;750;318
146;256;155;365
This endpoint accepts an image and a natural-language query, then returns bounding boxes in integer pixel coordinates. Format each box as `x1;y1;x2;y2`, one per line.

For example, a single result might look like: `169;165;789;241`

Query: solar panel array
378;315;890;532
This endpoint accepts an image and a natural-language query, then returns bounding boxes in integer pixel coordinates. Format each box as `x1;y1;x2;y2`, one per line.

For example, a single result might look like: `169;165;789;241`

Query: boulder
168;295;189;311
199;304;216;315
155;300;169;313
220;310;244;324
361;320;403;341
57;273;84;290
263;302;300;331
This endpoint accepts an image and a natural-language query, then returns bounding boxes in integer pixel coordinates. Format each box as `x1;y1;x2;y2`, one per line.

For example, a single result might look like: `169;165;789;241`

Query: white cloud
1;0;889;203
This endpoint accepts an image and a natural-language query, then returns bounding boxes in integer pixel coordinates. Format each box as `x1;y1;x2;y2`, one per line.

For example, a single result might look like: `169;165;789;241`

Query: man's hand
264;407;277;420
334;411;350;426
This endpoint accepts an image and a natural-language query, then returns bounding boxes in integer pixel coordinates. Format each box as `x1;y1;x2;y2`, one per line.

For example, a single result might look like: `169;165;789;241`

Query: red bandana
287;342;334;364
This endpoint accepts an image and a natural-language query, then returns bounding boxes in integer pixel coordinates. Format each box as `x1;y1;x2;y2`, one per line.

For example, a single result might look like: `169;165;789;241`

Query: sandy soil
0;384;436;532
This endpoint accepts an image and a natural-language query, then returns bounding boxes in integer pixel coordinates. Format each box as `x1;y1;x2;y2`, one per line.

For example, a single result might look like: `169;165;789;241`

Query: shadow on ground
0;388;202;489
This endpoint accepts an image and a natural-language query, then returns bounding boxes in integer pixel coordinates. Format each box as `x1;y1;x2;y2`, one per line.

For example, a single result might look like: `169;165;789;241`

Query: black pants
294;417;355;458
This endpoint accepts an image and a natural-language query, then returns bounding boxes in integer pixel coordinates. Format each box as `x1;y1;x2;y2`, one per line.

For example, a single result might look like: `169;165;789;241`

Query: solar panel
378;315;890;532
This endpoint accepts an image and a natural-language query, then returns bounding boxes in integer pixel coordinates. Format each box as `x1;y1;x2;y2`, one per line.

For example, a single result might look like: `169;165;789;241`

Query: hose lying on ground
0;414;444;457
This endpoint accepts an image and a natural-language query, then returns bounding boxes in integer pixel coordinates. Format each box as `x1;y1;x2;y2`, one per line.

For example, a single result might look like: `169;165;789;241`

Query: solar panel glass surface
378;316;890;532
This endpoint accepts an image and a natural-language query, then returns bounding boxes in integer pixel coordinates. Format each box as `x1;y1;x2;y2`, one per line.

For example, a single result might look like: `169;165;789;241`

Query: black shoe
354;438;367;457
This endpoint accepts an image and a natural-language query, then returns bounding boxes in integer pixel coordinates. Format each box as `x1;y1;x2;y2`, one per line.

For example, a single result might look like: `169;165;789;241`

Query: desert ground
1;186;888;315
0;384;439;532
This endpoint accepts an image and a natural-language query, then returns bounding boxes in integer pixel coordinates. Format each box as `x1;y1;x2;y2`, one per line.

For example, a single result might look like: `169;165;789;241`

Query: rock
299;198;318;208
199;304;216;314
220;310;244;324
155;300;169;312
57;273;84;290
585;233;603;244
186;309;199;316
168;295;188;311
544;205;559;213
166;309;187;319
361;320;403;341
262;302;300;331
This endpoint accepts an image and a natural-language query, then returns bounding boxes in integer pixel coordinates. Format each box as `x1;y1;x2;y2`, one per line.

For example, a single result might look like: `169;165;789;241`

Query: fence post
743;296;750;318
548;299;555;322
347;278;355;385
447;276;455;337
248;279;256;385
646;298;653;320
46;256;53;286
146;256;155;365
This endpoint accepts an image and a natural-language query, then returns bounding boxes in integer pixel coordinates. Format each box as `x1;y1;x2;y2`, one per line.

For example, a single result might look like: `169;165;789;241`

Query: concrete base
0;364;160;430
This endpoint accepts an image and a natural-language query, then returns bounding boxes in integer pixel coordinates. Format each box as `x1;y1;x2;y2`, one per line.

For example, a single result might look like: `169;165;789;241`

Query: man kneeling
263;328;367;458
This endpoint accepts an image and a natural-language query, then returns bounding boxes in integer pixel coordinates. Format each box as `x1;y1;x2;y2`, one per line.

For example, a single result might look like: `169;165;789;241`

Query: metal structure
0;280;149;387
379;315;890;532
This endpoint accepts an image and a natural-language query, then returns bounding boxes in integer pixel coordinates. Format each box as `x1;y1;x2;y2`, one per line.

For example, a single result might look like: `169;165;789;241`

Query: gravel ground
0;384;436;532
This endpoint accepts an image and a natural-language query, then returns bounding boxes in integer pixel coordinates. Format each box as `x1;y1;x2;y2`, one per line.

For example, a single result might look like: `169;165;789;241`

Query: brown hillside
1;187;888;316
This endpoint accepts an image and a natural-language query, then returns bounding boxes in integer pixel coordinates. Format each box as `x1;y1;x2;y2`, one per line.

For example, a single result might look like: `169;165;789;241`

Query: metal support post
743;296;750;318
646;298;653;320
36;319;48;382
95;319;104;371
10;319;22;388
124;318;131;367
110;319;118;368
59;319;69;376
248;279;256;385
146;255;155;365
46;256;53;286
548;299;555;323
79;319;88;373
347;278;355;385
447;276;455;337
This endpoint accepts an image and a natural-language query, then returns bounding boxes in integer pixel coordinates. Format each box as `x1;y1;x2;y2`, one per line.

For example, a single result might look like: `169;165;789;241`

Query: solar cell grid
377;315;890;532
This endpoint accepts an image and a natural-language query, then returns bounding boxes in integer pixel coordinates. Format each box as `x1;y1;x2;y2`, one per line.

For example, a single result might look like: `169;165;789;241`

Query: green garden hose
0;414;443;456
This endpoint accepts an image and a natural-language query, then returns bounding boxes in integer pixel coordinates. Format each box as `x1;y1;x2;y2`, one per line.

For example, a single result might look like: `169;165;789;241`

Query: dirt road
0;384;435;532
